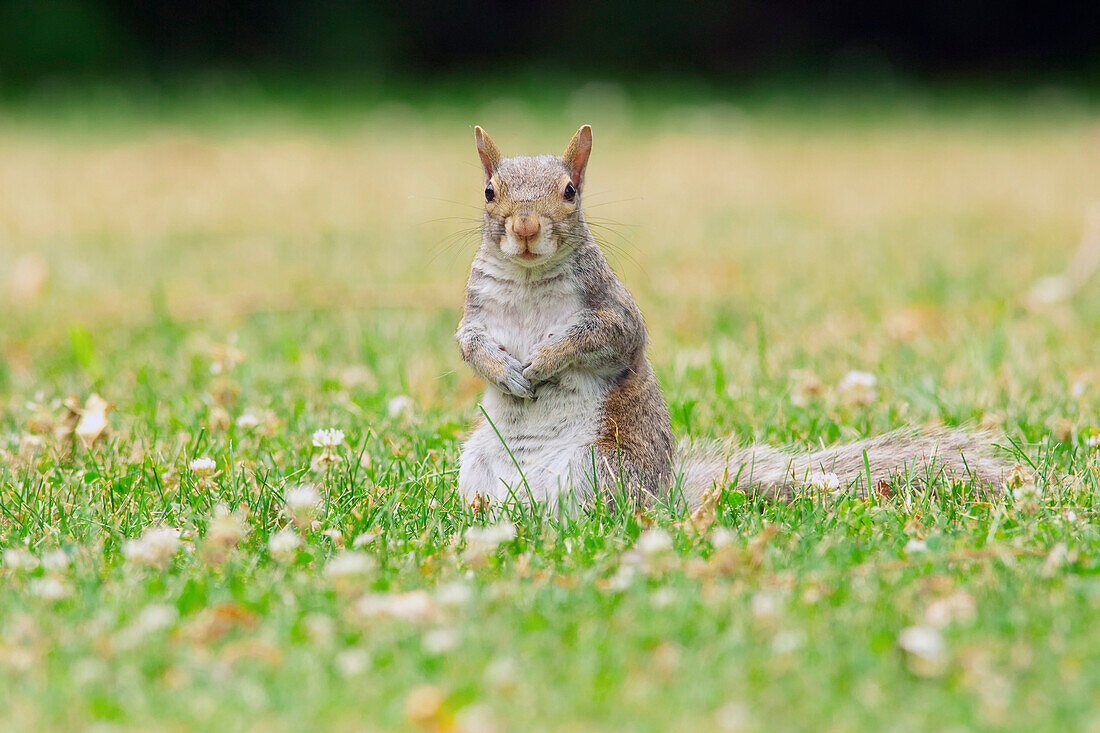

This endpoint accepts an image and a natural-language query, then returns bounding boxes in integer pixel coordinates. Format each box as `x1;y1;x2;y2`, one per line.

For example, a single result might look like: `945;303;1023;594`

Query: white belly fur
459;374;609;505
458;256;609;506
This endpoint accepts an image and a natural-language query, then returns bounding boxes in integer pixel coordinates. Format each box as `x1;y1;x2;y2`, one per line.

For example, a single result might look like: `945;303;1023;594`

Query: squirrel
456;125;1007;510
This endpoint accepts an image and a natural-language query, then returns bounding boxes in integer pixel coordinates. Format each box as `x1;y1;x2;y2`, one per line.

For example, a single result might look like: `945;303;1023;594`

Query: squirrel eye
484;183;495;203
563;181;577;202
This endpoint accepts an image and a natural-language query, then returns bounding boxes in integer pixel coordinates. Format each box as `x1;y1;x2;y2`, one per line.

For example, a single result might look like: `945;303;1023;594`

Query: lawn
1;86;1099;731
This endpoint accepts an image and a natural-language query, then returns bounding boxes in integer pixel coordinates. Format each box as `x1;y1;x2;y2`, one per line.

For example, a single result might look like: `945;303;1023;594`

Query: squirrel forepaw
498;365;535;400
521;359;556;385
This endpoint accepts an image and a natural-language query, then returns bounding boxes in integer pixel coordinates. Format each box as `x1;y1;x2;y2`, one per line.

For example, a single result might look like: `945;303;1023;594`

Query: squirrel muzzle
509;214;542;247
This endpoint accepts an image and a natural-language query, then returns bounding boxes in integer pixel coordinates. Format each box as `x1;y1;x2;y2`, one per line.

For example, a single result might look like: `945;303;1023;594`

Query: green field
1;88;1099;731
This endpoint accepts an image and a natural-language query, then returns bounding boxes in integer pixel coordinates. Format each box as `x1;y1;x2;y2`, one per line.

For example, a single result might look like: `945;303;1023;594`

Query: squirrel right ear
562;124;593;190
474;126;502;182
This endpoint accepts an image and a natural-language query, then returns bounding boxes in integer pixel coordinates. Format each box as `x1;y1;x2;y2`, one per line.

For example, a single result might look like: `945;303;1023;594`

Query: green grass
1;90;1099;731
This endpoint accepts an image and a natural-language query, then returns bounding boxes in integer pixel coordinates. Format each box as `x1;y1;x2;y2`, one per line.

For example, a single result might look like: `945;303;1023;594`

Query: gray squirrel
456;125;1006;509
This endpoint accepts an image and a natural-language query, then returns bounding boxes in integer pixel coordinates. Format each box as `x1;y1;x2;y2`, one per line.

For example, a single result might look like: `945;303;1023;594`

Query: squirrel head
474;125;593;268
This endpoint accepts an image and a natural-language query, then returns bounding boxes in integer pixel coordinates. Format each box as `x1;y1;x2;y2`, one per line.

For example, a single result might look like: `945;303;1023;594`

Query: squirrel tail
673;427;1010;508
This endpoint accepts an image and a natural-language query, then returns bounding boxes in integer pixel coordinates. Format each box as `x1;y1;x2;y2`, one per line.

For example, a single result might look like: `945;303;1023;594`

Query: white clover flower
268;528;302;562
1087;434;1100;449
462;521;516;563
387;395;414;419
715;701;750;732
208;343;245;375
122;527;182;568
19;433;45;453
435;581;473;608
3;547;39;571
422;627;459;655
235;412;261;429
839;370;877;391
483;656;519;692
897;625;947;675
40;549;69;571
1026;274;1072;307
838;370;879;405
923;591;976;628
335;648;371;677
1012;482;1042;502
303;613;336;644
455;705;497;733
312;428;346;449
772;630;806;655
606;564;638;591
351;531;378;549
29;577;70;601
650;587;677;609
710;527;737;549
635;528;674;557
903;538;929;555
324;551;376;579
353;590;438;624
206;504;248;549
790;371;824;408
112;602;176;651
284;484;323;527
311;429;346;469
72;658;107;685
189;457;217;477
750;592;780;619
1012;480;1043;515
1042;542;1070;578
808;472;841;492
135;603;178;633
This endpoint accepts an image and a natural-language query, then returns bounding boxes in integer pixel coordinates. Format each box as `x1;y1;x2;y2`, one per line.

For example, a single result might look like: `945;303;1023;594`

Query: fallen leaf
185;603;259;644
678;488;719;536
75;394;114;448
404;684;450;730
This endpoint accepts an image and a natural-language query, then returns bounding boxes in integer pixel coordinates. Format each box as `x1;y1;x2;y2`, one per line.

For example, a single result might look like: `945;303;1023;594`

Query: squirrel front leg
522;301;644;384
456;320;536;400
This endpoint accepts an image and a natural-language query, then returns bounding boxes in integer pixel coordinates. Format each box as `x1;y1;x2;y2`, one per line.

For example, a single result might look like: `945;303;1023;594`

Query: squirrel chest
478;268;581;364
461;266;615;504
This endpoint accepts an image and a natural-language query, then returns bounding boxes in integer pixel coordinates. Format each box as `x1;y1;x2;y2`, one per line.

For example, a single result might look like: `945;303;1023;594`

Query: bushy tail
675;427;1010;507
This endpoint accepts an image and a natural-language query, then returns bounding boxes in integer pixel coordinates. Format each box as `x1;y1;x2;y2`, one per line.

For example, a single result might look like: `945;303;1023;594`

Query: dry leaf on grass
75;394;114;448
185;603;260;644
676;488;719;536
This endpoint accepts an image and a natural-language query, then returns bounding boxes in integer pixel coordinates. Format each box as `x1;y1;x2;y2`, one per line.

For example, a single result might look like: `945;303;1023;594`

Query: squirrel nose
511;215;541;243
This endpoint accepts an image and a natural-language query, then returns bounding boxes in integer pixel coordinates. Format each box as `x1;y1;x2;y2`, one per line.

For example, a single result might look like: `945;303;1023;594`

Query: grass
1;87;1099;731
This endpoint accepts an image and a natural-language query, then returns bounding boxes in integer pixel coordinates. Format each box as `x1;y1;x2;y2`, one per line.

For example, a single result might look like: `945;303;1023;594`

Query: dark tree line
1;0;1097;86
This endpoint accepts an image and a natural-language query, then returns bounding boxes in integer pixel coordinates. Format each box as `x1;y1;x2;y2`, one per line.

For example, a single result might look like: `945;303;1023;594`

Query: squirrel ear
562;124;593;189
474;126;502;181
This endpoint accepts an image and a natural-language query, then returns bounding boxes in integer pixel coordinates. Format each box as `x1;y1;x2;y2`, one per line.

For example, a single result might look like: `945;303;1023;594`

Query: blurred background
1;1;1098;88
1;2;1098;422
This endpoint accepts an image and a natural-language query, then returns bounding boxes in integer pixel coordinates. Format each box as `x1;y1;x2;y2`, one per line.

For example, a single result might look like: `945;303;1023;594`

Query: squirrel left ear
474;126;502;182
562;124;593;190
